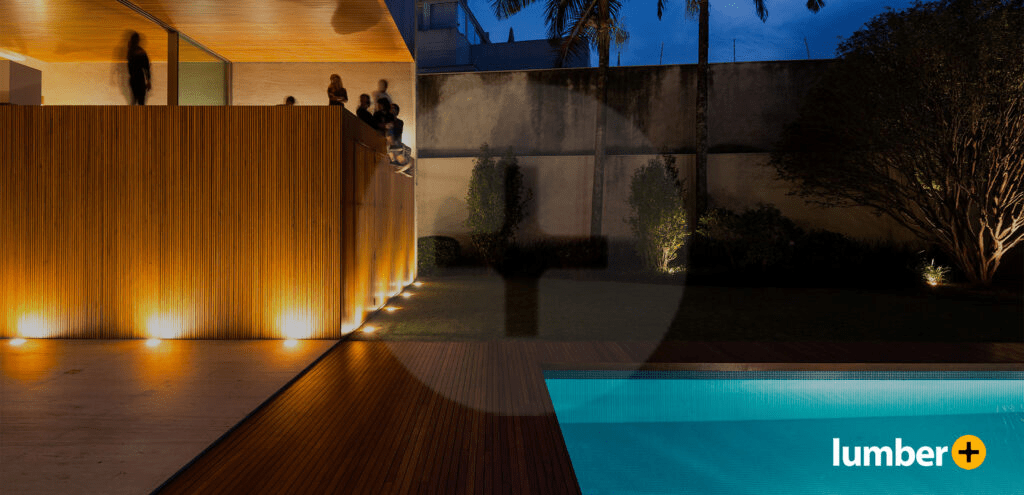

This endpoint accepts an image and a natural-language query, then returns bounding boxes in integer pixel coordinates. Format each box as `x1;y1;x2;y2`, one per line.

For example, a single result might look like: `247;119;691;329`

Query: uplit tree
772;0;1024;285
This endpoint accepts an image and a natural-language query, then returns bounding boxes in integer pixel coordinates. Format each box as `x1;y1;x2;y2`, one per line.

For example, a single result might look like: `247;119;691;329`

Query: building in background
417;0;590;73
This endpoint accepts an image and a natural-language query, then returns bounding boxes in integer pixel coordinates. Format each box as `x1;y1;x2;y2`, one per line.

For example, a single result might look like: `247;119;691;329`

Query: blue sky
464;0;919;66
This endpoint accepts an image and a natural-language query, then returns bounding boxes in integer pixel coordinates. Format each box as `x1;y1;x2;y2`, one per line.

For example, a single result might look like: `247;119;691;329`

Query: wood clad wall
340;111;416;329
0;106;414;339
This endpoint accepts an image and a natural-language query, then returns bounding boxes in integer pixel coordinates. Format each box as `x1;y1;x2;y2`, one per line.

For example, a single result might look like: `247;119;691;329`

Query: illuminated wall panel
0;106;414;339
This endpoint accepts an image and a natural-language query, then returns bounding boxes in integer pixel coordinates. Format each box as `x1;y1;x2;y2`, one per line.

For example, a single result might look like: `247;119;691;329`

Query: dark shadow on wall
332;0;383;34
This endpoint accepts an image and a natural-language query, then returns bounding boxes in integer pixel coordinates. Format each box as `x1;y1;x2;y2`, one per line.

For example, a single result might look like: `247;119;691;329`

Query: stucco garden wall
416;61;920;246
418;153;917;246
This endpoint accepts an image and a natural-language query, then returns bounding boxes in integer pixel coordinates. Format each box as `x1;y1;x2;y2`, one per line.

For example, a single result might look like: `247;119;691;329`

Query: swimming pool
544;369;1024;495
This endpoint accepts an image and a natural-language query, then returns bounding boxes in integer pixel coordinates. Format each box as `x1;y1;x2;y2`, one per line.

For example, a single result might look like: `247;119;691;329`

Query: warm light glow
147;314;184;339
0;49;27;63
18;315;49;338
279;312;317;339
384;306;399;313
284;339;299;348
362;325;376;333
413;281;424;287
401;292;412;299
927;278;939;287
146;338;161;347
9;338;27;346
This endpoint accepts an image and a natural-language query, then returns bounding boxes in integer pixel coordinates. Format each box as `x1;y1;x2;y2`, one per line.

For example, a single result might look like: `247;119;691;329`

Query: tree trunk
591;0;610;237
695;0;710;217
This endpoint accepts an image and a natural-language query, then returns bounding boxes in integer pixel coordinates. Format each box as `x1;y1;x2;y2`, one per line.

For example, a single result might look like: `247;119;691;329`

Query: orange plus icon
951;435;986;470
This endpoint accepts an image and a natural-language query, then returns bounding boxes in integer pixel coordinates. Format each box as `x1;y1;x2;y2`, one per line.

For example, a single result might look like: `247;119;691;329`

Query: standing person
371;79;392;109
327;74;348;106
356;94;375;127
126;31;151;105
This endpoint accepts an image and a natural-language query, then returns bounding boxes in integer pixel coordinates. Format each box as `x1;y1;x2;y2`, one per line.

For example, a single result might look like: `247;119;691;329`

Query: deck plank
154;341;1024;494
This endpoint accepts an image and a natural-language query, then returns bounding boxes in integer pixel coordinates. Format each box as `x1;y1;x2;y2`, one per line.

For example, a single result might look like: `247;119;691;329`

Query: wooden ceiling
0;0;413;63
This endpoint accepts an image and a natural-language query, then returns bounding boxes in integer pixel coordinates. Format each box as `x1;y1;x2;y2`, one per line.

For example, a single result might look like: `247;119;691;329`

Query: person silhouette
126;32;151;105
327;74;348;106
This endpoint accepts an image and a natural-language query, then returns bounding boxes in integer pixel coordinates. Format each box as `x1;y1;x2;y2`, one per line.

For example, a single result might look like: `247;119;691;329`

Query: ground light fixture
401;292;412;298
363;325;376;333
412;281;424;287
384;306;399;313
284;339;299;348
9;338;27;346
146;338;161;347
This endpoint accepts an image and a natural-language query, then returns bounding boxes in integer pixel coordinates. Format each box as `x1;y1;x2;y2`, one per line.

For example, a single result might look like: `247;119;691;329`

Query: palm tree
657;0;824;216
492;0;628;237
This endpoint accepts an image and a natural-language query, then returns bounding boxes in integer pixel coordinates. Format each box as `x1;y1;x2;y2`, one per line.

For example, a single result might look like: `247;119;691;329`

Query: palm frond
806;0;825;13
492;0;540;19
549;0;594;41
685;0;699;19
752;0;768;21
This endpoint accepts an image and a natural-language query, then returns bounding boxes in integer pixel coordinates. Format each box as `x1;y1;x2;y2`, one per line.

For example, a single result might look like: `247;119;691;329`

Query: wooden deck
153;340;1024;494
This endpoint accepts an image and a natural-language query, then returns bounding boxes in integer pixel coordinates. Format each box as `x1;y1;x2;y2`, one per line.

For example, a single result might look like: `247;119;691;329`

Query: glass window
178;37;226;106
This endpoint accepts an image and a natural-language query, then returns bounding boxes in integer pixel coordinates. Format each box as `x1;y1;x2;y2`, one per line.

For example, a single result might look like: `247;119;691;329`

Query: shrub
697;204;802;271
627;155;690;273
417;236;461;275
465;145;531;266
919;258;952;286
694;204;923;287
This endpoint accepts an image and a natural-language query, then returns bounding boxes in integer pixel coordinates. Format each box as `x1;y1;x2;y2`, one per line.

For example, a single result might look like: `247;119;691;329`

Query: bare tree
772;0;1024;285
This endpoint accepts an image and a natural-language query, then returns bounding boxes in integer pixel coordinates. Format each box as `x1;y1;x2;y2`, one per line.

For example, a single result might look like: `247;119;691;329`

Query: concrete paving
1;339;336;495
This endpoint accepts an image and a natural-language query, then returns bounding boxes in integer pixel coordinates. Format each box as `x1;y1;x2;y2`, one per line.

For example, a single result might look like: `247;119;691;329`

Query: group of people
123;34;413;177
279;76;413;176
329;76;412;177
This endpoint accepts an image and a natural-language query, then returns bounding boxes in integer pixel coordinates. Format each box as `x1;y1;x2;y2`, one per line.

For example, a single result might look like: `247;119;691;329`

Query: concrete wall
415;60;920;245
417;60;831;157
418;152;918;245
0;60;42;105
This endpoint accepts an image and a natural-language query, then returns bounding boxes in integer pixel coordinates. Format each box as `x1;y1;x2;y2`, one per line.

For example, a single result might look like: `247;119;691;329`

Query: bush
627;156;690;273
694;204;922;287
465;145;531;266
697;204;802;271
417;236;461;275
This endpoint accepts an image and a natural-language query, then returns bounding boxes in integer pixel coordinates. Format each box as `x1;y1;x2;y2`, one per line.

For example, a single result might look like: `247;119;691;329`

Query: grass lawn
357;271;1023;342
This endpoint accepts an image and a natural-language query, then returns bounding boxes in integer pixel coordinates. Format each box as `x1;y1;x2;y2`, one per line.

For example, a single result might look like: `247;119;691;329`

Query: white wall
23;61;169;106
231;62;417;151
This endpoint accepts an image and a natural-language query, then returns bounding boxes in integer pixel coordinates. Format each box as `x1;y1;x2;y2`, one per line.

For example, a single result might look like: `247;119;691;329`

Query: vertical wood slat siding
0;106;414;339
339;111;416;330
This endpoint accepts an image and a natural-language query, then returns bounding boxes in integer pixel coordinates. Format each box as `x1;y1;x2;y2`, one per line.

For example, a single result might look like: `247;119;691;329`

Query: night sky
464;0;919;66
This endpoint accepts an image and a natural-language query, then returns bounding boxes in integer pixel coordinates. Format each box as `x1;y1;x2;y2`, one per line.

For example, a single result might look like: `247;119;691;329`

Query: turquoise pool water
544;370;1024;495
